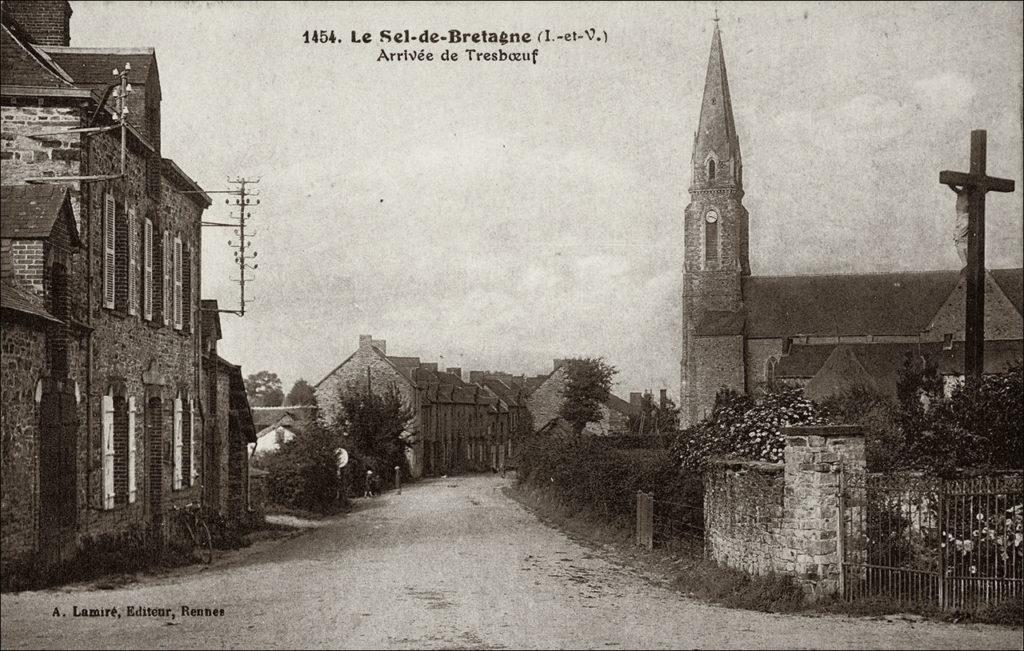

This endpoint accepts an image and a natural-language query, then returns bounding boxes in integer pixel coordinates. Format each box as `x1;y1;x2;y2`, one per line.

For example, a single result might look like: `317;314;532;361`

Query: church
679;24;1023;427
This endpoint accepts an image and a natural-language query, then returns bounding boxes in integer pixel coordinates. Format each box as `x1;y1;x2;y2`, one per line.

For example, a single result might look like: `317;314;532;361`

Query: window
943;333;954;350
127;207;138;316
704;221;718;263
182;398;192;487
707;158;716;181
764;356;779;382
103;193;116;309
173;236;183;330
143;219;153;320
128;397;138;503
101;391;115;509
173;395;183;489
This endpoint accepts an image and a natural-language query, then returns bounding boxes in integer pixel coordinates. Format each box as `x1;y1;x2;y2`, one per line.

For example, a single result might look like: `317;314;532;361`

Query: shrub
265;421;345;513
672;386;825;471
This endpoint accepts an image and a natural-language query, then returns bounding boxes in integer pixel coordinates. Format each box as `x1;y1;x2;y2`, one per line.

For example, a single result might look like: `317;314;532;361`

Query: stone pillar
780;425;865;601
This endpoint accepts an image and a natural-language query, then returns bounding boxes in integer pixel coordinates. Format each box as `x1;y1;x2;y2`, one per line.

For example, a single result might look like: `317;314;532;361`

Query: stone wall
704;425;865;600
704;460;784;576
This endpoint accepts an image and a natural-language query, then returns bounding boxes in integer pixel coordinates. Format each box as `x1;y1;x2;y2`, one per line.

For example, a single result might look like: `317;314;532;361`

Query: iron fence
841;470;1023;611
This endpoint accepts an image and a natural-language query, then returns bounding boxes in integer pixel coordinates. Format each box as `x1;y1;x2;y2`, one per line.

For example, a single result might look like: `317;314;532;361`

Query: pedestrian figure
364;469;375;498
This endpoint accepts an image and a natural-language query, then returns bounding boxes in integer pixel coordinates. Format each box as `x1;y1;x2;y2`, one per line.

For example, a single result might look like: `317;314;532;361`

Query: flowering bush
672;386;826;471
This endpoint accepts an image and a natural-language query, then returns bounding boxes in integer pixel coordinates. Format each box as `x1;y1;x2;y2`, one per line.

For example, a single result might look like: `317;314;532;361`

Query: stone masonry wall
315;340;418;432
704;426;865;600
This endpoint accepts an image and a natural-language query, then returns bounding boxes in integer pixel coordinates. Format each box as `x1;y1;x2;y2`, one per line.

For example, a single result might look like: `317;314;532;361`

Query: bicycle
172;501;213;564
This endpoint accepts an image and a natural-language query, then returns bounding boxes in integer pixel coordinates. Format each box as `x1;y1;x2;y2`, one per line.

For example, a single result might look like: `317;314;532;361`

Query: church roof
693;24;740;170
991;268;1024;314
743;270;964;338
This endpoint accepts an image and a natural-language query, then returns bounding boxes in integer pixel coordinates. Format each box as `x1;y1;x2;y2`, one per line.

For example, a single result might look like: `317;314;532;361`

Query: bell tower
680;22;750;426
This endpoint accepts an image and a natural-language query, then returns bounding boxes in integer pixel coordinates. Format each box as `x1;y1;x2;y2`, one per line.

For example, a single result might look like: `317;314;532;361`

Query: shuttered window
128;397;138;503
143;219;153;320
103;193;115;309
173;236;183;330
182;244;192;333
127;207;138;316
173;396;183;490
102;392;115;509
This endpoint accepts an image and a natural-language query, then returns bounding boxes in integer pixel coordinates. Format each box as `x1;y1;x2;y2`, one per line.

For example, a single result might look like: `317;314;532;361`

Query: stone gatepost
780;425;865;600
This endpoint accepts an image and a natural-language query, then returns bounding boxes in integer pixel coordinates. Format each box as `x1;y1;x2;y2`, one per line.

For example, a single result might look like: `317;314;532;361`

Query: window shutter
173;397;183;490
128;397;137;503
127;207;138;316
103;193;116;309
189;400;198;485
173;236;183;330
163;231;172;326
102;393;115;509
182;245;192;333
143;219;153;320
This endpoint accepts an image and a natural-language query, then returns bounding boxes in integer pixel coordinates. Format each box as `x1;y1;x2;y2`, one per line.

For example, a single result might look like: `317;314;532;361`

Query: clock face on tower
705;210;719;224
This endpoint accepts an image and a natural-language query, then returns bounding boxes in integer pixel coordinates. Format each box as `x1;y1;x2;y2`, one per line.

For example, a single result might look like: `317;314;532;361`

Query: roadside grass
506;482;1023;627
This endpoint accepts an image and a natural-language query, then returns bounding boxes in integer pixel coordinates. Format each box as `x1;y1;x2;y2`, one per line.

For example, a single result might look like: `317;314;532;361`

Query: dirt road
1;475;1020;649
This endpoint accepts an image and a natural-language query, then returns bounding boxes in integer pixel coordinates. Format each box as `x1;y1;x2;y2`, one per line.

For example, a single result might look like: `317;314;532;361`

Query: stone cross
939;130;1015;382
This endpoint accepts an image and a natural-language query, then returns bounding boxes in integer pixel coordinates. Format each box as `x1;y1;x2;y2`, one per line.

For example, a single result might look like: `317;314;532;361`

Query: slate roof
605;393;640;417
991;268;1024;315
200;299;222;343
743;270;963;338
0;280;59;322
220;357;257;444
39;46;156;88
0;185;81;246
0;20;72;87
251;406;317;433
782;341;1024;399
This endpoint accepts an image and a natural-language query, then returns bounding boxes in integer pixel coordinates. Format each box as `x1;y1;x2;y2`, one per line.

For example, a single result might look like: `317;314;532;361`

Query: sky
69;1;1024;399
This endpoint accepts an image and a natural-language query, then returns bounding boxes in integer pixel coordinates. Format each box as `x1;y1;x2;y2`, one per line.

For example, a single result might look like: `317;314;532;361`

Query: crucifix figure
939;130;1015;383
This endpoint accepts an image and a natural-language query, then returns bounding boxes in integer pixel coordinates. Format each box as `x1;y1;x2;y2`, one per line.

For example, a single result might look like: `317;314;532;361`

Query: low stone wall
704;426;865;600
704;460;784;576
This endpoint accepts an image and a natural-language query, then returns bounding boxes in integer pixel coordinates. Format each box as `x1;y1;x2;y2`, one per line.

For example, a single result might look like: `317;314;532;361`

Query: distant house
251;406;317;456
315;335;529;477
524;360;638;436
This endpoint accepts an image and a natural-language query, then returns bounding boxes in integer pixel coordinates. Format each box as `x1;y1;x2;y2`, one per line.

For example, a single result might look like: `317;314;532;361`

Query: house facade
315;335;530;477
1;1;251;576
524;360;638;436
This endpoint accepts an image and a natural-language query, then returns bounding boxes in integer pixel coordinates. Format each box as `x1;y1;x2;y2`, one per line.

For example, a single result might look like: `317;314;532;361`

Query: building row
1;1;255;578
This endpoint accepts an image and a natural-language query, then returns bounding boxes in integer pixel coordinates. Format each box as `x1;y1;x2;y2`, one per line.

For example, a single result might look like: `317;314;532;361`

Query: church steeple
692;23;742;191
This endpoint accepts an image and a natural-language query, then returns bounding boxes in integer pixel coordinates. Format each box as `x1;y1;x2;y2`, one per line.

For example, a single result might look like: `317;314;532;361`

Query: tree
326;385;415;480
557;357;617;434
264;420;346;513
244;370;284;407
285;379;316;406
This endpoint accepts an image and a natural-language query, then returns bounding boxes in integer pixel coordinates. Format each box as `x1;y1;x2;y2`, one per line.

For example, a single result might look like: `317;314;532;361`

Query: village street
0;475;1019;650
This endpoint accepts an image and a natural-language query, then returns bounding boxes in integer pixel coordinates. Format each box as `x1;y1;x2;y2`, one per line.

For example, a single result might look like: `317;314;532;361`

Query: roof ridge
40;46;155;55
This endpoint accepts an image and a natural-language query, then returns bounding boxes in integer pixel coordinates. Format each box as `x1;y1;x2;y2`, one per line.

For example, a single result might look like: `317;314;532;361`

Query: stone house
524;360;638;436
0;1;250;574
315;335;530;478
251;406;317;457
679;24;1024;426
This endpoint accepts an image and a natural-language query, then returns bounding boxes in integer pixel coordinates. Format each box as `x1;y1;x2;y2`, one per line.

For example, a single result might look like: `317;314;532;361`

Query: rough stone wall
745;337;784;392
0;319;46;563
704;426;866;600
315;343;416;428
704;460;784;576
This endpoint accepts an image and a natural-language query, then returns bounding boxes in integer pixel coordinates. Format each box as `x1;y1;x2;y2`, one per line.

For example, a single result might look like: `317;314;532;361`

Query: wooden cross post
939;130;1015;383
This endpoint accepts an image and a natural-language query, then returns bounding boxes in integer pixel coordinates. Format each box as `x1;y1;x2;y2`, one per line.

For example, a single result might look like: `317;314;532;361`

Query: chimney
446;367;462;381
660;389;668;409
4;0;73;47
359;334;372;349
630;392;642;408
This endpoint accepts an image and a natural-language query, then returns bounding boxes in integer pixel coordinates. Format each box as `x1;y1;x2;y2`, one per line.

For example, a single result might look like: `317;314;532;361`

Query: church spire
692;22;741;190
